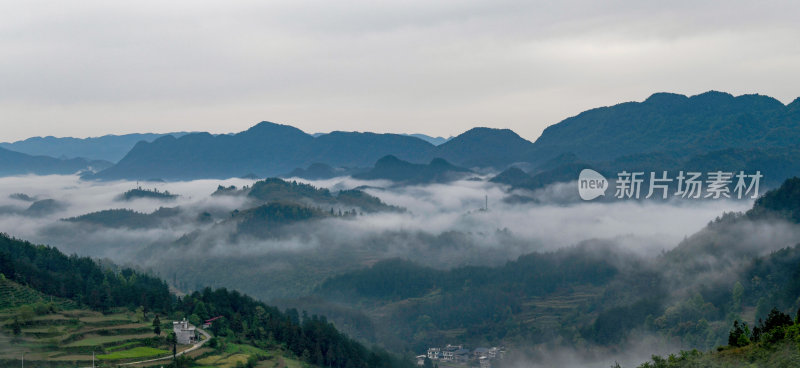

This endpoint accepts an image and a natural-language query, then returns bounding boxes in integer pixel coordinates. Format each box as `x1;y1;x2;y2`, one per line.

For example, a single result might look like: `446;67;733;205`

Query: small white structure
173;318;197;345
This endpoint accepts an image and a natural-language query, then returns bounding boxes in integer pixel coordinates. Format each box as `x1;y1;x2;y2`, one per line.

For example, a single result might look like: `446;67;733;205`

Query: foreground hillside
0;233;412;368
635;309;800;367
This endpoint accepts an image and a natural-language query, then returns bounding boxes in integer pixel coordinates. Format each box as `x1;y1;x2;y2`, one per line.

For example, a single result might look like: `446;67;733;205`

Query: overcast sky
1;0;799;142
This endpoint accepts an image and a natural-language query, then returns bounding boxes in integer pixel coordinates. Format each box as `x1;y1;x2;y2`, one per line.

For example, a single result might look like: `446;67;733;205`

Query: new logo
578;169;608;200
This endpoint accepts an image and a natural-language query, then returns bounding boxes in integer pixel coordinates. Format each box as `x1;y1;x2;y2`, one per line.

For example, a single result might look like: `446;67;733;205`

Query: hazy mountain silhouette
90;122;437;180
71;91;800;183
354;155;471;184
530;91;800;164
0;147;112;176
435;127;534;168
0;132;188;162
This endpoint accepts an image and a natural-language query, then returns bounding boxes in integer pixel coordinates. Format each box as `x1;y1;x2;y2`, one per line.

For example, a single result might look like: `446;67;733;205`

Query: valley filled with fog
10;173;797;367
0;174;754;301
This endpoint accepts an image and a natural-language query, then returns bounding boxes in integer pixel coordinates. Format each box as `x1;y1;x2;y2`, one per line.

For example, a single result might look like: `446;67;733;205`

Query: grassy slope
0;276;78;310
637;335;800;367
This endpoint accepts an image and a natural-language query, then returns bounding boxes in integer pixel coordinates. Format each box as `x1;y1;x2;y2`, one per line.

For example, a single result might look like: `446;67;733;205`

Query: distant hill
63;207;180;229
117;187;178;201
0;198;66;217
404;133;451;146
434;127;534;168
24;199;66;217
34;91;800;184
90;122;437;180
0;132;189;162
248;178;336;204
489;167;532;187
234;202;327;238
284;163;365;180
247;177;401;213
747;176;800;222
530;91;800;164
354;155;472;184
0;147;112;176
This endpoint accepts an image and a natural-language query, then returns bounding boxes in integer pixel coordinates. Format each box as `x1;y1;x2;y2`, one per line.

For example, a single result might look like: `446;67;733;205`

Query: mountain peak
433;127;534;168
455;127;522;140
242;121;310;136
689;90;735;104
644;92;689;105
374;155;404;166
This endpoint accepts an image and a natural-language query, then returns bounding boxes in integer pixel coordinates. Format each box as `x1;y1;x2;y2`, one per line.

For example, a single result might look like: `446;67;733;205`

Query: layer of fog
0;174;758;281
1;174;792;367
501;332;680;368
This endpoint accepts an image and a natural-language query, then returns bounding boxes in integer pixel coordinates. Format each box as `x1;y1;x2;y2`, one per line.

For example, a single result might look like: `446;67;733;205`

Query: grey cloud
2;1;800;141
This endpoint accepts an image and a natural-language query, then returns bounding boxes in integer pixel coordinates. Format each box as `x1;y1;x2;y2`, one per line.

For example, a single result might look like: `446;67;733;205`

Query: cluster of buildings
417;344;504;368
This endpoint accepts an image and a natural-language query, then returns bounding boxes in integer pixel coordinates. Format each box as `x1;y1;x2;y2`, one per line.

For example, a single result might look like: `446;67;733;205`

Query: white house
173;318;197;345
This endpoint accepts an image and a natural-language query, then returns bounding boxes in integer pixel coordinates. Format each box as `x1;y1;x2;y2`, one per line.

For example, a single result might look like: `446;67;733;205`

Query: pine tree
11;317;21;336
153;314;162;336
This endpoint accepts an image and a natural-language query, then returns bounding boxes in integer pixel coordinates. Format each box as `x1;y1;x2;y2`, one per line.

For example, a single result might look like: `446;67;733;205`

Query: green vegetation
96;346;168;360
0;307;168;366
748;176;800;222
305;177;800;359
0;234;172;312
0;233;412;368
634;308;800;367
247;178;400;213
62;207;180;229
248;178;335;204
0;276;77;310
353;155;471;184
316;252;618;351
119;187;178;201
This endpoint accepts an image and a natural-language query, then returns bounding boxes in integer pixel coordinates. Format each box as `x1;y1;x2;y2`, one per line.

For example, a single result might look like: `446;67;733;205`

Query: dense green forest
633;308;800;367
308;176;800;356
315;249;621;351
118;187;178;201
247;178;401;213
0;233;412;368
63;207;181;229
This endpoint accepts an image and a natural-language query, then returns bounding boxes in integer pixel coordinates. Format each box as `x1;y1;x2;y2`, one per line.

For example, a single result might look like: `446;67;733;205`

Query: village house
173;318;197;345
422;343;504;366
427;347;442;360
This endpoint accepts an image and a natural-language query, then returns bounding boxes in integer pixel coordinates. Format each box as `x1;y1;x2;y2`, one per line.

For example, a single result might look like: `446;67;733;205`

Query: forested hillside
0;233;412;368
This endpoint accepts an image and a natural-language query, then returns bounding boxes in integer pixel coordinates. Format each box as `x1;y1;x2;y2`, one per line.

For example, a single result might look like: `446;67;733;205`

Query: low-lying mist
0;174;755;299
4;174;794;367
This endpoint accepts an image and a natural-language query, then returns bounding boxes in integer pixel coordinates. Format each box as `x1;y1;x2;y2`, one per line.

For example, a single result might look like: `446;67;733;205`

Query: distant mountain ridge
0;132;189;162
354;155;472;184
89;122;439;180
0;147;112;176
530;91;800;163
29;90;800;184
404;133;451;146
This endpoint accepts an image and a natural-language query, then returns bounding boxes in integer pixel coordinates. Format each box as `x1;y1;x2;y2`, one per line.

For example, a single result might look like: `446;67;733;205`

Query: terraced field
0;277;78;310
0;280;307;367
0;304;172;366
195;343;307;368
